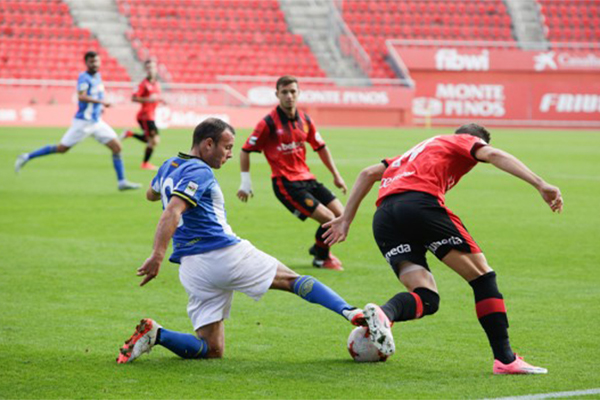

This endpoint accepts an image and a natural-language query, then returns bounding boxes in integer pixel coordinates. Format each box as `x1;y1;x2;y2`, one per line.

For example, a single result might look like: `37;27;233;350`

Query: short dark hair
192;118;235;148
276;75;298;91
144;59;155;66
84;51;98;62
455;123;491;144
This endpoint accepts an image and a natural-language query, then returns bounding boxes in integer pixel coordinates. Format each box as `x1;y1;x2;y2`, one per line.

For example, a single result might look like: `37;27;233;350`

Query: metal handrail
386;39;600;50
329;2;372;75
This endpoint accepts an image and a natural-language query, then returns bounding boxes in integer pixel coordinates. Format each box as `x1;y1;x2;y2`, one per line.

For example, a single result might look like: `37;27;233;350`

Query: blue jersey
151;153;240;263
74;71;105;122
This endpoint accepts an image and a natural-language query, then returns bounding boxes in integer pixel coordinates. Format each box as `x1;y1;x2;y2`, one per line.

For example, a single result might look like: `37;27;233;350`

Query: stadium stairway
63;0;145;81
279;0;370;85
504;0;549;50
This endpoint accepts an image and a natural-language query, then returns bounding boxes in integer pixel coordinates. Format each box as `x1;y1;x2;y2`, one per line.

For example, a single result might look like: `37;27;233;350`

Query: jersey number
394;137;437;168
160;177;184;228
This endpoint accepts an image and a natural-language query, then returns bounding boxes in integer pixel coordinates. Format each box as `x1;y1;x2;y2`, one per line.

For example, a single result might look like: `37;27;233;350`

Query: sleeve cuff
381;159;389;167
172;191;198;207
313;144;326;152
470;143;488;162
242;148;261;153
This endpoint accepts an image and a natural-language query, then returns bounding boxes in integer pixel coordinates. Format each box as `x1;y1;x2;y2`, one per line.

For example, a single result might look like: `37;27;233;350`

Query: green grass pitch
1;126;599;399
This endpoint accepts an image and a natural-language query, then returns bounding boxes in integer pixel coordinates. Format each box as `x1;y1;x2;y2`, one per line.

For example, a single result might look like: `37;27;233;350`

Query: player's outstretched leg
469;271;547;374
14;145;59;173
364;303;395;356
274;272;364;325
117;319;209;363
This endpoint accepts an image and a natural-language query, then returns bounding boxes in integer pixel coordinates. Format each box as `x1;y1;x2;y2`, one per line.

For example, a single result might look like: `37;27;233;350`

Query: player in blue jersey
14;51;140;191
116;118;383;363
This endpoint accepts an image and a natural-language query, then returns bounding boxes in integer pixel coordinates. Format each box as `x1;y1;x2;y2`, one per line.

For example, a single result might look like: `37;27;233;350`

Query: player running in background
323;123;563;374
237;76;347;271
121;59;165;171
116;118;377;363
14;51;140;191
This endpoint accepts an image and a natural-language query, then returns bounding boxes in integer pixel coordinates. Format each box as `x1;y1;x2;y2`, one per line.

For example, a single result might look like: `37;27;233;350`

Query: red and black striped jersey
242;106;326;181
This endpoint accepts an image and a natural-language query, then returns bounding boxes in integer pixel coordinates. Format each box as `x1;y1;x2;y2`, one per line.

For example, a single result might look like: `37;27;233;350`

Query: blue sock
112;154;125;181
292;275;352;316
28;145;57;160
156;328;209;359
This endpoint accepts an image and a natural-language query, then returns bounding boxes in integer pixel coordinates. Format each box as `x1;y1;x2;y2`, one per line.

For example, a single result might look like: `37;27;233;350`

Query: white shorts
179;240;279;330
60;118;118;147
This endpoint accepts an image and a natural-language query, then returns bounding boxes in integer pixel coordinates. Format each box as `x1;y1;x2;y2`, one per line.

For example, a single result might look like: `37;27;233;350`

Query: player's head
455;123;491;144
276;75;299;112
144;59;158;79
192;118;236;169
84;51;100;74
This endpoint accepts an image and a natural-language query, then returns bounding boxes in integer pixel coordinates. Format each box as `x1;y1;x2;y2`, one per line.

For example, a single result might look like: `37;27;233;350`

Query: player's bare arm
138;196;189;286
78;90;110;107
132;94;161;104
316;146;347;194
237;150;253;202
475;146;563;213
323;163;386;245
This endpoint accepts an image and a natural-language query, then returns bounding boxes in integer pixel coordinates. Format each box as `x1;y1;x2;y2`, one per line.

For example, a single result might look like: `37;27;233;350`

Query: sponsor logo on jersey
184;181;199;197
248;135;258;146
314;131;324;143
435;49;489;71
380;171;415;188
171;161;179;167
277;141;303;152
427;236;463;253
385;244;412;263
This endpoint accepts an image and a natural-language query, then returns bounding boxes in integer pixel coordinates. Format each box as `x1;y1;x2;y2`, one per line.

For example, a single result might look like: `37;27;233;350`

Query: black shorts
372;191;481;275
137;119;159;137
272;177;336;221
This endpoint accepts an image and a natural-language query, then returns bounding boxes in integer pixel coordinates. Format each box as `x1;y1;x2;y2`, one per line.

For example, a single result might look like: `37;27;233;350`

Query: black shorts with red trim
372;191;481;275
272;177;336;221
137;119;159;137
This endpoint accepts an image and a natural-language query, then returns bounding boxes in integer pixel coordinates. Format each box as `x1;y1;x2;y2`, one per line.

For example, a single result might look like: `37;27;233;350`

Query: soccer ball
347;326;388;362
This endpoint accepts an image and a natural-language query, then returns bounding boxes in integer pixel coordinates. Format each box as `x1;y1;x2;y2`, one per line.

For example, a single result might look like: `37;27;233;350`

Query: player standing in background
116;118;375;363
14;51;140;191
121;59;165;171
324;123;563;374
237;76;347;271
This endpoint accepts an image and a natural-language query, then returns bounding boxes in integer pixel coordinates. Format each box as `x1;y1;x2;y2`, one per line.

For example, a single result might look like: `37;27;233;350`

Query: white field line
483;388;600;400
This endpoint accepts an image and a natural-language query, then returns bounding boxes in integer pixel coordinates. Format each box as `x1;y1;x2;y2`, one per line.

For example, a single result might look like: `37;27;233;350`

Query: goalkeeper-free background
1;127;598;399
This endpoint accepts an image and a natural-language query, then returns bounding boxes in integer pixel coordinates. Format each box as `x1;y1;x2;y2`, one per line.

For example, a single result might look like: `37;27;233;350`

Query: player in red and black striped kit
237;76;347;270
121;59;165;170
324;123;563;374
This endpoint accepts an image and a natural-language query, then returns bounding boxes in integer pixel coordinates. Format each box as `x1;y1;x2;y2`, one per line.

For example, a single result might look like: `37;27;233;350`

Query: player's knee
57;145;69;153
414;287;440;316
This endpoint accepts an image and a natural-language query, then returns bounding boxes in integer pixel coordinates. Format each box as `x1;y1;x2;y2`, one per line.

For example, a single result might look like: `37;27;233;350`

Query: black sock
313;226;330;259
469;272;515;364
133;133;147;143
144;147;153;163
381;288;439;322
